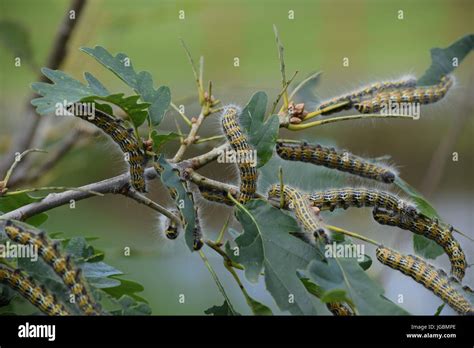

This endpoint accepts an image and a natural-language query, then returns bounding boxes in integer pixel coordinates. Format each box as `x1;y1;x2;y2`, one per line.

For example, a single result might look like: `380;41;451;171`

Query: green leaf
156;155;196;251
244;294;273;316
418;34;474;86
81;46;171;126
31;68;109;115
306;256;410;315
0;193;47;227
0;20;35;67
102;278;147;303
112;295;152;315
150;130;181;152
394;177;444;259
225;199;327;315
358;254;373;271
240;92;279;168
434;303;445;316
204;301;239;316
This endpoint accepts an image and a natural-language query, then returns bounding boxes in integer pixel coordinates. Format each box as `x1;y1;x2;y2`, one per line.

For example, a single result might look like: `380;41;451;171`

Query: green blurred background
0;0;473;315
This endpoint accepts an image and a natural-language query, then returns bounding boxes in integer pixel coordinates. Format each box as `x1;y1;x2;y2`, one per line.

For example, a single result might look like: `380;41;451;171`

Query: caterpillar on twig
276;141;397;184
4;220;102;315
0;265;70;316
267;184;329;243
317;77;417;115
355;75;453;114
375;246;473;315
372;209;467;281
69;103;147;192
306;187;418;217
221;105;258;204
326;302;355;316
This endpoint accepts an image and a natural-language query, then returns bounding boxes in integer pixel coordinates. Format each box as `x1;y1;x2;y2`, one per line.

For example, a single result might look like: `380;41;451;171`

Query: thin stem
273;24;288;108
124;189;181;225
3;186;104;197
327;225;379;246
278;166;284;209
195;135;225;144
271;70;298;115
303;101;351;121
2;149;47;187
288;114;414;131
215;214;232;245
170;102;192;127
205;240;244;271
198;249;238;315
179;38;202;100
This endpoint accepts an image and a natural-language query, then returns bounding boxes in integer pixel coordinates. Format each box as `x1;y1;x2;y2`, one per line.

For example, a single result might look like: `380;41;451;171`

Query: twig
124;190;181;225
0;0;87;176
271;70;298;115
170;102;192;128
171;109;206;162
287;114;414;131
2;148;47;188
327;225;379;246
3;186;104;197
186;143;229;170
273;24;288;108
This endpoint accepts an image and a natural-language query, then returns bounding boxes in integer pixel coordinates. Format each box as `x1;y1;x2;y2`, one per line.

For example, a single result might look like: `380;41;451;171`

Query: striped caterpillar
192;205;204;250
355;75;453;113
372;209;467;280
326;302;354;316
306;187;418;217
317;77;417;115
0;265;70;316
221;105;258;204
4;220;102;315
70;103;147;192
267;184;329;243
375;246;473;315
276;142;396;184
164;209;180;240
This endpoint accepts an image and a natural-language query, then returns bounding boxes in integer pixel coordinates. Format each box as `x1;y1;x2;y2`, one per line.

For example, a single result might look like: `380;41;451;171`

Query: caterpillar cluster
221;105;258;204
276;142;396;184
4;220;102;315
0;265;70;316
355;75;453;114
267;184;329;243
375;246;473;315
70;103;147;192
317;77;417;115
372;209;467;281
306;187;418;217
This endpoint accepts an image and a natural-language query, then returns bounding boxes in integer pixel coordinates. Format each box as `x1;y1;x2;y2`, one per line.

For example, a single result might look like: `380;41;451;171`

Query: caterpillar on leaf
376;246;473;315
0;265;70;316
276;141;397;184
4;220;103;315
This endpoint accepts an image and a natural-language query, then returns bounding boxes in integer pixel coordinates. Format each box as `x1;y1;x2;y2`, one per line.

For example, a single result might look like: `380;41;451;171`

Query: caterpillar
317;77;417;115
276;141;396;184
355;75;453;114
196;181;235;206
0;265;70;316
372;209;467;280
326;302;355;316
267;184;329;243
306;187;418;217
164;209;180;240
69;103;147;192
221;105;258;204
192;206;204;251
375;246;473;315
4;220;102;315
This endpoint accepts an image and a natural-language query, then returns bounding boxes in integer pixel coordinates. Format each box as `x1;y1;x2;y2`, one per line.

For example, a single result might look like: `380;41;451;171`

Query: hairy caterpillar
306;188;418;217
4;220;102;315
326;302;354;316
196;181;235;206
70;103;147;192
355;75;453;113
317;77;417;115
372;209;467;280
192;206;204;250
0;265;70;316
276;142;396;184
375;246;473;315
164;209;180;240
221;105;258;203
267;184;329;243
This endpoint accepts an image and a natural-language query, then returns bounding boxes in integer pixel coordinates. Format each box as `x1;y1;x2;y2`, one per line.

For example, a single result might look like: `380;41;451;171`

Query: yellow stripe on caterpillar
355;75;453;114
306;187;417;217
276;142;396;184
267;184;329;243
221;105;258;204
372;210;467;281
0;266;70;316
375;246;473;315
317;77;417;115
69;103;147;192
4;220;102;315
